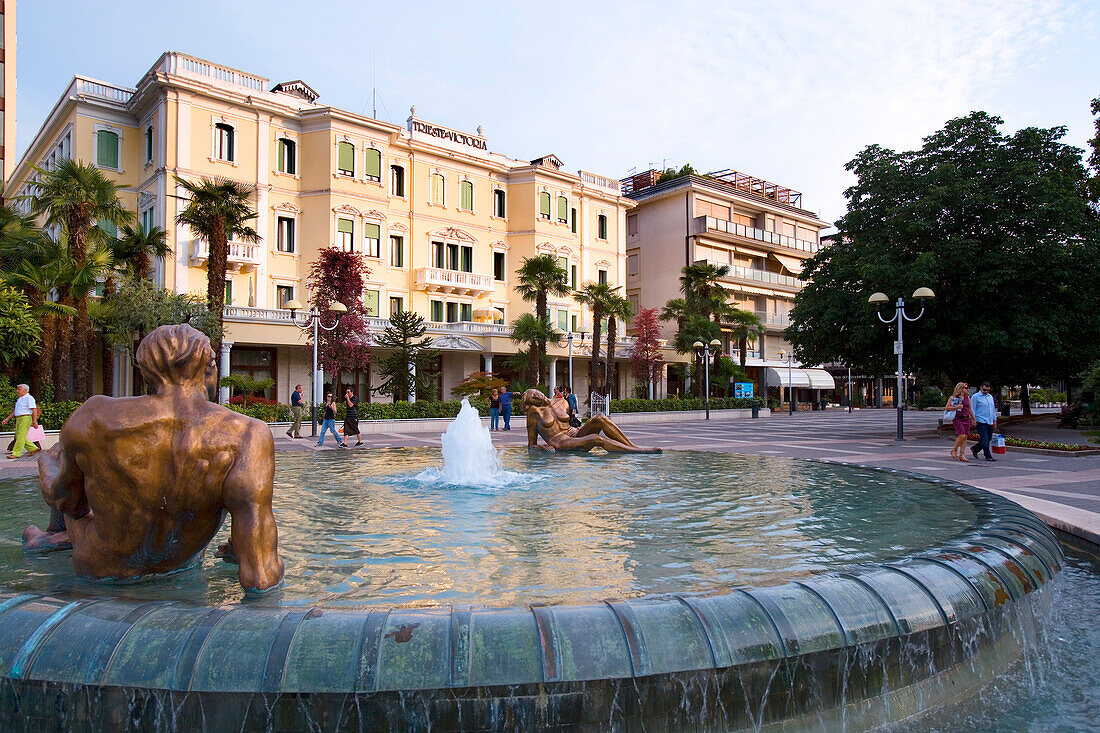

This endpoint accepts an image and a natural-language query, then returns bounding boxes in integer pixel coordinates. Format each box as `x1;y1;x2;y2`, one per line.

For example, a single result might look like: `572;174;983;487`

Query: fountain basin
0;453;1063;731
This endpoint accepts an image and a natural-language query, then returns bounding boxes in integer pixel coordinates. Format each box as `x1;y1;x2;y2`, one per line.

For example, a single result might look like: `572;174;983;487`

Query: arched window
460;180;474;211
557;196;568;223
391;165;405;196
597;214;608;240
96;130;119;169
277;138;296;174
493;189;506;217
144;126;154;164
337;142;355;176
431;173;445;206
539;192;551;220
364;148;381;182
214;123;234;162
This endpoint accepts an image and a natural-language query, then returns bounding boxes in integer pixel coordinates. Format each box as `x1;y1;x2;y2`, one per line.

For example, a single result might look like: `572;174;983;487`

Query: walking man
3;384;41;459
499;383;514;431
970;381;998;462
287;384;304;438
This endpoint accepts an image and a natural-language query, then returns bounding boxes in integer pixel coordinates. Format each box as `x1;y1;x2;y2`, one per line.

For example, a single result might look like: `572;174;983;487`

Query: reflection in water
0;449;977;608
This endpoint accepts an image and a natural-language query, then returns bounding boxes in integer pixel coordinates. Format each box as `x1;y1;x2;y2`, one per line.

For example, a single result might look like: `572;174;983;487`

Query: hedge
609;397;757;413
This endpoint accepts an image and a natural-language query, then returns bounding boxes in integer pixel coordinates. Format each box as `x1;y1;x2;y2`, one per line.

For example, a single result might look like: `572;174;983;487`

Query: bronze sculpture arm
223;429;284;592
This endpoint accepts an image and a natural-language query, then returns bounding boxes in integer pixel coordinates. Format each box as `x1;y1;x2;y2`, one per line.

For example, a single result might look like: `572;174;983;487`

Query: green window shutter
571;208;577;233
338;142;354;173
461;304;472;322
571;265;577;289
365;148;381;178
432;174;444;205
337;218;354;234
431;300;443;321
558;310;568;330
364;289;380;317
277;140;285;171
364;222;380;240
461;181;473;210
557;196;568;221
97;131;118;168
540;193;551;217
224;280;233;305
98;220;118;239
557;256;568;272
461;246;473;273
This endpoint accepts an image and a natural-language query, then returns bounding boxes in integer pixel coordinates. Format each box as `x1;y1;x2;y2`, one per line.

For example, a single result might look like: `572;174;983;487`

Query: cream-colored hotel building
5;52;643;402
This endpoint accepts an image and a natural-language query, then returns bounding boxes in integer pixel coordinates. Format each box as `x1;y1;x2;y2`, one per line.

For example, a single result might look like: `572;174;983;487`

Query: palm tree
174;176;259;375
514;254;571;386
602;290;634;397
672;315;722;397
679;262;733;322
573;282;616;398
660;297;690;331
726;309;764;369
508;313;561;384
24;159;131;399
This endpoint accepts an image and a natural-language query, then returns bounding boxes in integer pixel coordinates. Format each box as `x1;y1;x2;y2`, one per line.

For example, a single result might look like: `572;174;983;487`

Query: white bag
942;397;961;423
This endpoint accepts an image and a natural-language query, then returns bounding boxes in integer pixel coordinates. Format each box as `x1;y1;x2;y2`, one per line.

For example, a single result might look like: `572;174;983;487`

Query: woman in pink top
945;382;973;462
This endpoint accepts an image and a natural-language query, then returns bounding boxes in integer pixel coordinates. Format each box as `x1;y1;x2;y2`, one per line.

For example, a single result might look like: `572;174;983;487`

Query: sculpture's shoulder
202;403;274;448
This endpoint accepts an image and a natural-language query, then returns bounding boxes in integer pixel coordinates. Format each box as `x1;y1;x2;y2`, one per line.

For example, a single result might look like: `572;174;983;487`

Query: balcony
415;267;495;297
190;240;260;273
693;216;821;255
156;52;268;93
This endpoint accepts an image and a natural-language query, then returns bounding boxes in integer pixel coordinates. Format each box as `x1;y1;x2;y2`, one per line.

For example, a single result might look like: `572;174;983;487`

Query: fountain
0;353;1070;730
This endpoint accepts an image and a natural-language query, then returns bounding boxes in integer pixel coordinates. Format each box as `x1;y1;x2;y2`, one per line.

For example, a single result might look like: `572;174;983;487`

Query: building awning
770;252;804;274
765;367;836;389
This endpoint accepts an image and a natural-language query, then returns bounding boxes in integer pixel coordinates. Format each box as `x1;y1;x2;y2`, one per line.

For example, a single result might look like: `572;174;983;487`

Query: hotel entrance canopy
764;367;836;389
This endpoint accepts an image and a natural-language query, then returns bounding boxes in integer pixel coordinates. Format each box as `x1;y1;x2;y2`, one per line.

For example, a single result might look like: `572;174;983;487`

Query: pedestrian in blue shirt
499;385;514;430
287;384;304;438
970;381;999;462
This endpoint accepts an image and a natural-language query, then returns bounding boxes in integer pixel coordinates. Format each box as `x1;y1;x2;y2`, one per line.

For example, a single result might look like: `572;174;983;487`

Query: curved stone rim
0;461;1063;696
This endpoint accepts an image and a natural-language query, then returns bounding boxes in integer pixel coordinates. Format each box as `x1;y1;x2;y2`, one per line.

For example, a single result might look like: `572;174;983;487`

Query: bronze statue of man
522;388;660;453
22;324;284;592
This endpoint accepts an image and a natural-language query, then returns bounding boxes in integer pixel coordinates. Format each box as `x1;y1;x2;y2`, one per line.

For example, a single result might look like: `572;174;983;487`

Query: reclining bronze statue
521;388;660;453
23;324;285;592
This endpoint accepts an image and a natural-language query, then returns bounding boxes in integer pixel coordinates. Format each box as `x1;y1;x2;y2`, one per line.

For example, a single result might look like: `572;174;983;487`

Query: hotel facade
622;170;834;406
5;52;648;403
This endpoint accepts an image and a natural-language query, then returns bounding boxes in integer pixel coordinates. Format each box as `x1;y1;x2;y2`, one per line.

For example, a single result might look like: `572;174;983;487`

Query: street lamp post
284;298;347;437
556;331;587;398
868;287;935;441
777;349;794;415
694;339;722;420
847;365;853;414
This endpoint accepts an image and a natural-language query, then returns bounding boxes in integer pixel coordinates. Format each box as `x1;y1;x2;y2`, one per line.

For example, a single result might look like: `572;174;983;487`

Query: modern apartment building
5;52;640;403
622;169;835;405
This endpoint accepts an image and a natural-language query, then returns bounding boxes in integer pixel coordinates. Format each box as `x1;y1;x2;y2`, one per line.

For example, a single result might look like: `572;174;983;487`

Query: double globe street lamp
555;330;588;398
283;299;347;437
693;339;722;420
868;287;935;441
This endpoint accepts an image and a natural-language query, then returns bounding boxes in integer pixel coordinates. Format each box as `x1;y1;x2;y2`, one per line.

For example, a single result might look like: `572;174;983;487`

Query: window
460;246;473;273
97;219;118;239
277;138;296;174
539;192;551;220
337;218;354;251
460;303;473;322
571;314;578;331
432;241;444;268
446;243;460;271
598;269;608;285
627;254;639;275
276;285;294;308
556;256;568;276
570;265;577;290
557;196;568;223
571;207;577;234
627;214;638;236
493;189;506;217
446;302;459;323
337;141;355;176
493;252;506;281
364;289;380;317
145;126;154;164
364;148;382;182
390;235;404;267
364;222;381;258
431;173;445;205
214;123;235;162
140;207;154;234
96;130;119;169
597;214;608;240
277;216;296;253
391;165;405;196
460;180;474;211
558;309;568;330
224;280;233;305
389;297;404;315
430;300;444;322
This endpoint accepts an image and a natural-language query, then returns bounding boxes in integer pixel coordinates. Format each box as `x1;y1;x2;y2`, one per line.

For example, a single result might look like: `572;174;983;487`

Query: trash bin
751;401;760;419
1000;402;1011;418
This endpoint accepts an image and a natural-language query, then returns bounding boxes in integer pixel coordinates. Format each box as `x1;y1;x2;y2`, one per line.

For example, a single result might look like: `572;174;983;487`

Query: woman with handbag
489;389;501;431
944;382;972;462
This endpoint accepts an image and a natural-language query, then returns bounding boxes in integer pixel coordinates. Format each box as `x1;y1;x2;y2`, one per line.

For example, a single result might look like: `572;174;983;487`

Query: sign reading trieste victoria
410;121;487;150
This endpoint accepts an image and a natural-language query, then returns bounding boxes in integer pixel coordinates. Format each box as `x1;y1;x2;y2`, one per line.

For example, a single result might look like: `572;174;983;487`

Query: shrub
38;401;82;430
609;397;756;413
916;387;945;410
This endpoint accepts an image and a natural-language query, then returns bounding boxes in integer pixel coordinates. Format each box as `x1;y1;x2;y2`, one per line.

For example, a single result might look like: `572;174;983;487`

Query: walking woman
489;388;501;431
343;388;363;447
945;382;972;462
317;393;346;448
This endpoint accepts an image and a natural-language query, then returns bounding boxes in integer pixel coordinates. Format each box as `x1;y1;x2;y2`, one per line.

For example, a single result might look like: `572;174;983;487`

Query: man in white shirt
2;384;41;459
970;381;999;462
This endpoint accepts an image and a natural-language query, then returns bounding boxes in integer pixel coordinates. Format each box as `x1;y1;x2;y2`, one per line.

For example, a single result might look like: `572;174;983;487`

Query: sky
12;1;1100;227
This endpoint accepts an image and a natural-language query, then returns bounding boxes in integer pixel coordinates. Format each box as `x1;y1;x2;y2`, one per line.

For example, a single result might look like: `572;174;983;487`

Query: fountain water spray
418;398;533;487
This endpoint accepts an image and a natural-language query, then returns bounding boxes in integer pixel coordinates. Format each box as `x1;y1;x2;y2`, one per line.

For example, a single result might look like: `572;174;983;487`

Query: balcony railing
578;170;622;193
694;216;821;254
157;52;268;93
191;241;260;273
71;76;135;105
415;267;495;296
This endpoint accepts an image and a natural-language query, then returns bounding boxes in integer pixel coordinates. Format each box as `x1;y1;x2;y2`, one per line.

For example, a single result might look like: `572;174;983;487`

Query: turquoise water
0;449;974;607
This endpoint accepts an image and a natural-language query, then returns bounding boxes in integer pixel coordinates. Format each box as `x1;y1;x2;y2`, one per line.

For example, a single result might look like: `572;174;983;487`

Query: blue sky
13;1;1100;226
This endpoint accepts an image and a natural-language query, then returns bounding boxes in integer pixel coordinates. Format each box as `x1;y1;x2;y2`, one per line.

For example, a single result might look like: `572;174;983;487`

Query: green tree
787;112;1100;395
508;312;560;384
656;163;697;184
0;287;42;368
24;159;132;399
373;310;439;401
514;254;571;385
602;289;634;397
174;176;259;375
451;371;509;399
1088;95;1100;204
573;281;616;396
726;309;764;369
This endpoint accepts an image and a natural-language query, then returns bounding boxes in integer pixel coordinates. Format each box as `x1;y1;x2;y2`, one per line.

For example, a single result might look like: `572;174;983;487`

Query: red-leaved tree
630;307;664;399
306;248;372;397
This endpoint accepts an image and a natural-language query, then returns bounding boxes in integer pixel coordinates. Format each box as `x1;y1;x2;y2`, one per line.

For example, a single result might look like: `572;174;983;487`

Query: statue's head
521;388;549;410
136;324;217;393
